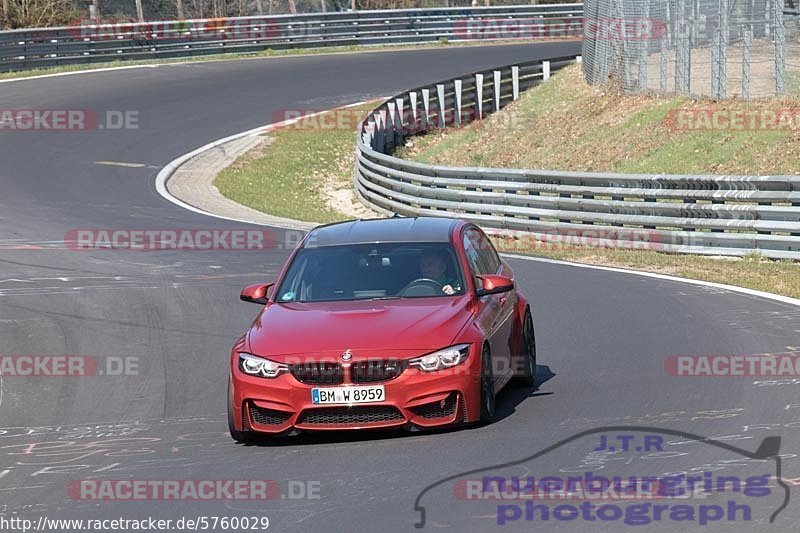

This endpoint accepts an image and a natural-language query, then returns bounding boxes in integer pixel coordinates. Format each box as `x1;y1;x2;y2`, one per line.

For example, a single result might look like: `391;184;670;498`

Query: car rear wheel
479;344;496;424
513;307;537;388
228;380;260;444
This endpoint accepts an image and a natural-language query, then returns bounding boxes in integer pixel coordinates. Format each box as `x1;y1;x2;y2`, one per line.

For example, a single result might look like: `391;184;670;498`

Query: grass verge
214;103;376;224
397;65;800;175
492;239;800;299
214;67;799;300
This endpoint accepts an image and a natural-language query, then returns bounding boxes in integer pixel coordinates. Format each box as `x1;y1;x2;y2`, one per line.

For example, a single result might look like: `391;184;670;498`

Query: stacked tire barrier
354;55;800;259
0;4;583;72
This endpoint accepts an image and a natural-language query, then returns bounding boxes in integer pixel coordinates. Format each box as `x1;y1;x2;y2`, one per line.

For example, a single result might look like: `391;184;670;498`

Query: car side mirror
474;275;514;297
240;283;274;305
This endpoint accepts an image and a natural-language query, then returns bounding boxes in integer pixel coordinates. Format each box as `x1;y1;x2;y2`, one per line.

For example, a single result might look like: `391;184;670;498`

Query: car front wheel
513;307;537;388
479;344;496;424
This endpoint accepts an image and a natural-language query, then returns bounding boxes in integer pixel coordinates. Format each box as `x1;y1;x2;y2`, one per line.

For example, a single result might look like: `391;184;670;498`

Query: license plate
311;385;385;405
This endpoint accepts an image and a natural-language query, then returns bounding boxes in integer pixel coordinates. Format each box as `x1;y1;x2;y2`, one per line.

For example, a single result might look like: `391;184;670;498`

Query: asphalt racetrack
1;41;799;531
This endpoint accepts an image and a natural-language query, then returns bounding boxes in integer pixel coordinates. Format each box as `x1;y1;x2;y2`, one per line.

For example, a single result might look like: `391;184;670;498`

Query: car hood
246;297;474;357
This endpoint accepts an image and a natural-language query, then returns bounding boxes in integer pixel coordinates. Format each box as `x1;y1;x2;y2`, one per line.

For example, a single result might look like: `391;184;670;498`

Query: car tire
479;344;496;424
512;307;537;388
228;380;260;444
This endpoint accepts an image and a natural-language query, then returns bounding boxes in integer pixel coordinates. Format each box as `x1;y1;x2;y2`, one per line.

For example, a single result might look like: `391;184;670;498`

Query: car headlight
238;352;288;378
409;344;471;372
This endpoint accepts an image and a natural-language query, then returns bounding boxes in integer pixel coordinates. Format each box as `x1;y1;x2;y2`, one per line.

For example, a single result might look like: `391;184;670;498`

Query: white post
421;88;431;130
395;97;405;144
493;70;501;112
475;73;484;120
409;91;419;123
511;66;519;101
436;83;446;128
385;102;396;151
365;121;376;148
454;79;462;126
543;60;551;80
576;55;582;64
373;113;384;152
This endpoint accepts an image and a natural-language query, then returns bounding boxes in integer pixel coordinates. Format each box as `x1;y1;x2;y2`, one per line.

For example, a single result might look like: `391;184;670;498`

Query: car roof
304;217;462;248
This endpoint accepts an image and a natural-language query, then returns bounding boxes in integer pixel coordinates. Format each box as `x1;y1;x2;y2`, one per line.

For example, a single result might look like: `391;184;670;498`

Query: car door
474;228;516;384
462;227;515;386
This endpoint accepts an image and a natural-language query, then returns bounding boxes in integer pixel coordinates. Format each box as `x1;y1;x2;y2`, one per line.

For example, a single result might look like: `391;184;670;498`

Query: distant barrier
0;4;583;72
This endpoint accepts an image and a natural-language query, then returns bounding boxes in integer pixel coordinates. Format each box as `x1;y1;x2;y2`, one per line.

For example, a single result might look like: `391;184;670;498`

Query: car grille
297;406;404;425
410;393;459;420
248;404;292;426
290;362;343;385
350;359;406;383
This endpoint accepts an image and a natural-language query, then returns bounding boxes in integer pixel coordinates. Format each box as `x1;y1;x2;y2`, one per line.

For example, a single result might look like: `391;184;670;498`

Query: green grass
214;104;376;224
493;238;800;299
399;65;800;176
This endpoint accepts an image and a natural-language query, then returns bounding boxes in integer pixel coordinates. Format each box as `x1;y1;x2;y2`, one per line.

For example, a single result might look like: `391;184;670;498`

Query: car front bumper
229;347;482;434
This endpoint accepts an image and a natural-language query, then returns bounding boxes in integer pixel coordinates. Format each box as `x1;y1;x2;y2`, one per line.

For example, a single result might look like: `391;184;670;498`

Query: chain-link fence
583;0;800;98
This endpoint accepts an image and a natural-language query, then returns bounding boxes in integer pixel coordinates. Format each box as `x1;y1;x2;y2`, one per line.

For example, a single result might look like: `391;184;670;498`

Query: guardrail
0;4;583;73
354;55;800;260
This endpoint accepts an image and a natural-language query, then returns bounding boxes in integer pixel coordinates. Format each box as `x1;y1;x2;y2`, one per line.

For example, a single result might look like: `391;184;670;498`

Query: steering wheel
398;278;443;297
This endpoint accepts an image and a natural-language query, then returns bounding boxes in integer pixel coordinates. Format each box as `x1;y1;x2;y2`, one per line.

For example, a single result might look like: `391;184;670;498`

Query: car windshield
275;242;465;302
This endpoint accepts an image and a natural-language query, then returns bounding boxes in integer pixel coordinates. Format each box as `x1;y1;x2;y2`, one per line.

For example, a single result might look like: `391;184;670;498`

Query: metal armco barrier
0;4;583;72
354;55;800;259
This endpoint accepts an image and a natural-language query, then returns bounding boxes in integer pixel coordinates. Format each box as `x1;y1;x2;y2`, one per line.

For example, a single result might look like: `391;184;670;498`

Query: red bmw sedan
228;217;536;442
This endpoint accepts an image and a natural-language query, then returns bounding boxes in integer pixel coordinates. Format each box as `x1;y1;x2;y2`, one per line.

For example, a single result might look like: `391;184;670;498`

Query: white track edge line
503;253;800;308
154;100;376;230
0;64;165;84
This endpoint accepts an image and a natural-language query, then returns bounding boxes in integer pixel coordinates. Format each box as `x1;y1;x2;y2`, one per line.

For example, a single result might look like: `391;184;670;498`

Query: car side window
462;231;482;276
476;230;501;274
464;228;500;275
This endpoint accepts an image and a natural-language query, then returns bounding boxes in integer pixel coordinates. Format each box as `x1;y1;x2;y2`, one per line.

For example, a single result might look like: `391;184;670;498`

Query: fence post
719;0;727;98
366;120;376;149
436;83;446;128
512;66;519;100
493;70;501;112
711;27;720;98
475;73;484;120
742;24;751;99
674;0;691;94
542;60;550;81
409;91;419;130
659;34;667;93
373;112;385;153
421;88;431;131
454;79;462;127
638;0;651;92
774;0;785;95
385;102;396;153
395;97;405;147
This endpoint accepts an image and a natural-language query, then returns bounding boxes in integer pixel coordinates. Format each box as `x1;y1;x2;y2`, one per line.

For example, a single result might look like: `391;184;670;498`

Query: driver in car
419;251;461;295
